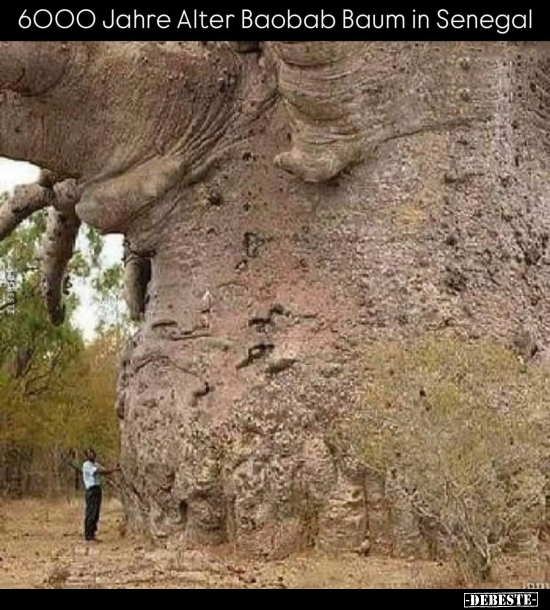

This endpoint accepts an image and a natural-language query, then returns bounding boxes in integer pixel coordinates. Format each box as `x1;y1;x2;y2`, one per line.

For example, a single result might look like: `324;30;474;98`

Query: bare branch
23;349;62;397
0;301;14;312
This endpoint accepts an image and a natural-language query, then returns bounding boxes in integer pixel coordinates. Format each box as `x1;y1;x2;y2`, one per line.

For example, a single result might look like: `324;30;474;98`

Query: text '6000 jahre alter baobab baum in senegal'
17;8;535;35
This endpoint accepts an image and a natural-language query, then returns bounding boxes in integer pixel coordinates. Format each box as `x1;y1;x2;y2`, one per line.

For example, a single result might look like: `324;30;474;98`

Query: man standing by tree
80;449;119;542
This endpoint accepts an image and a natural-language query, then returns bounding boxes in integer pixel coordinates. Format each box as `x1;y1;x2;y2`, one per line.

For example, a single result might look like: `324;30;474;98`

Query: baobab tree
0;41;548;558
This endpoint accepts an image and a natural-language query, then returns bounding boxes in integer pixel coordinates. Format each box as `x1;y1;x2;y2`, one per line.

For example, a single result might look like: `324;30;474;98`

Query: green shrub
340;337;548;582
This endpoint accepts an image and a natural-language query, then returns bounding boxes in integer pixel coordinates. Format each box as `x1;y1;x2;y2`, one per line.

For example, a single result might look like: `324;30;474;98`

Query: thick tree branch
270;41;366;183
0;175;81;327
41;207;80;326
0;184;54;241
123;239;152;322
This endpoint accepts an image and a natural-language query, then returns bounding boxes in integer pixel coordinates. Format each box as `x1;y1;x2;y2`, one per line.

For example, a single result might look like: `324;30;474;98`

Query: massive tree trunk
1;41;548;557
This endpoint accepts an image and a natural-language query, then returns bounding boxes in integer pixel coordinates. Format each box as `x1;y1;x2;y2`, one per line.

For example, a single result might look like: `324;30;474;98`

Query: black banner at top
1;2;549;40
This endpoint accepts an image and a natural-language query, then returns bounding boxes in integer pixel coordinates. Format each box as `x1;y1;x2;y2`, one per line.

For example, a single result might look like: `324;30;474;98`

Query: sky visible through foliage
0;158;124;340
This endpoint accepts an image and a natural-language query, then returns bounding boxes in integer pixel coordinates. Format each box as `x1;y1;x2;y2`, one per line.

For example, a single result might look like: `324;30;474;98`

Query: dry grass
0;497;126;589
0;498;547;588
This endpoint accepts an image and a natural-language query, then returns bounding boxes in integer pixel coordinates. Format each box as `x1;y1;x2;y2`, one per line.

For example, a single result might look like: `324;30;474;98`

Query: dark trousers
84;486;102;541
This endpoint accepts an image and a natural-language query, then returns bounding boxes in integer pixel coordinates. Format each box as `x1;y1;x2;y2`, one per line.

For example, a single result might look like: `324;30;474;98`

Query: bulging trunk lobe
1;41;548;558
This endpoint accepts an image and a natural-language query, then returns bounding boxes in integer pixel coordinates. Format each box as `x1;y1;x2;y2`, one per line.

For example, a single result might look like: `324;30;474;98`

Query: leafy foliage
0;191;124;495
340;337;548;582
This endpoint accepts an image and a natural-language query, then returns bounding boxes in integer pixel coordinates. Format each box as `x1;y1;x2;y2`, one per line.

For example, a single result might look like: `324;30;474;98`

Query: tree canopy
0;190;125;494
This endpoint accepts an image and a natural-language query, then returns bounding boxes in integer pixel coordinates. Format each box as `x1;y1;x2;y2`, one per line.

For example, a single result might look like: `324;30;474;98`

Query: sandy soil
0;498;547;589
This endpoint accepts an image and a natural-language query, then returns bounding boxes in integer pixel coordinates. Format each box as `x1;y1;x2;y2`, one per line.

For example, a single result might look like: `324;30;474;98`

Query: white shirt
82;460;101;490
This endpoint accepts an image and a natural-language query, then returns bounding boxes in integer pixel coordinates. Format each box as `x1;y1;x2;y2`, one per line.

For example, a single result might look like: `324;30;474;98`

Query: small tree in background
340;337;548;582
0;192;125;496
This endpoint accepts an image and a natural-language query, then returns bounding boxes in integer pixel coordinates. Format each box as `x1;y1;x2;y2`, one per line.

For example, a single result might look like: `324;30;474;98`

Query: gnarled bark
0;41;548;558
271;41;367;182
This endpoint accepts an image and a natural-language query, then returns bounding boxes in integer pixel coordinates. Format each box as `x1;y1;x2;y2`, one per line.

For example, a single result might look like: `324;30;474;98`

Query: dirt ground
0;498;547;589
